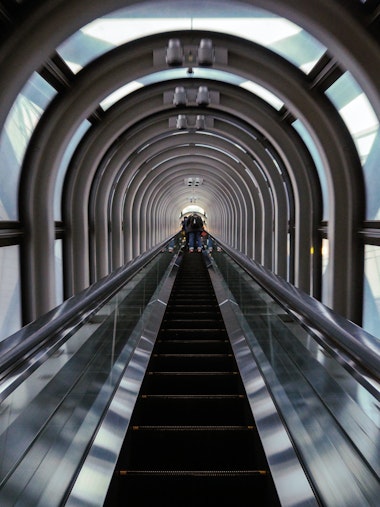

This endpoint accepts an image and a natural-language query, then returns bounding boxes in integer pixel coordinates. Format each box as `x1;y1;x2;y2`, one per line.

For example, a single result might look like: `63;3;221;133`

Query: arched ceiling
0;0;378;324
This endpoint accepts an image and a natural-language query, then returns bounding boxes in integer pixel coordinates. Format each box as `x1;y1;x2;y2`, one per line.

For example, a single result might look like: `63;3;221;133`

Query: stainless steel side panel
65;263;179;507
208;267;319;507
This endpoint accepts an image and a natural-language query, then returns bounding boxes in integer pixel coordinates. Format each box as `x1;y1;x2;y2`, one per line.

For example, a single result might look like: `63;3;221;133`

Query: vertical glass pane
55;240;63;306
54;120;91;220
363;244;380;339
325;72;380;219
321;238;329;306
292;119;328;220
363;130;380;219
0;73;56;220
0;245;21;341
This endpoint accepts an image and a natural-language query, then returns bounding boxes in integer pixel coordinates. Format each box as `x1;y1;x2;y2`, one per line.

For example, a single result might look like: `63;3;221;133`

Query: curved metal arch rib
18;29;363;322
66;80;319;295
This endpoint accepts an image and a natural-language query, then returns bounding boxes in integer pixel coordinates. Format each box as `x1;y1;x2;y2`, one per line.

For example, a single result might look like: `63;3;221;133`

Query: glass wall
54;120;91;220
55;240;64;307
363;244;380;339
0;73;56;220
292;119;328;220
0;245;21;341
325;71;380;219
321;238;329;306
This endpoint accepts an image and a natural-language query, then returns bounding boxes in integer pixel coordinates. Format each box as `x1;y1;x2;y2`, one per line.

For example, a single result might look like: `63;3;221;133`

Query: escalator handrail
0;239;170;377
214;238;380;382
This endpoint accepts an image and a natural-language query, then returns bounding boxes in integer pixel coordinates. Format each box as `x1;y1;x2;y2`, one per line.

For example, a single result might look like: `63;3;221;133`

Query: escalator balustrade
104;251;280;506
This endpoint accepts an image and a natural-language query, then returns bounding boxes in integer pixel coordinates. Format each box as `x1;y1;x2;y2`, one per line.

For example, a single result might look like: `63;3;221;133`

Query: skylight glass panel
240;81;283;110
100;82;144;109
193;16;325;71
81;18;190;45
54;120;91;220
292;119;329;221
325;72;380;219
325;72;379;149
0;73;56;220
56;1;326;74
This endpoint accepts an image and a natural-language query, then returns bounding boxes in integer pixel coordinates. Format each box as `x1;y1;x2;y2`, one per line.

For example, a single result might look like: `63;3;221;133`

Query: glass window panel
363;244;380;340
0;245;21;341
100;82;144;110
363;130;380;219
240;81;284;110
194;16;325;73
57;2;326;75
55;240;63;306
292;119;328;220
325;72;380;219
0;73;56;220
54;120;91;220
321;238;330;306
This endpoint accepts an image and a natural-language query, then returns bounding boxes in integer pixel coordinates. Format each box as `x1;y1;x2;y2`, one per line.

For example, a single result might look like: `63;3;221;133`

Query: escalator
1;240;377;506
104;251;281;506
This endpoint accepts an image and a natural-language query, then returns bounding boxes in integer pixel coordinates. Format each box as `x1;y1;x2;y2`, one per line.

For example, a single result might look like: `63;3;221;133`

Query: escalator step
132;395;249;425
154;339;230;354
122;427;267;469
143;371;242;394
117;469;268;476
149;354;235;371
158;329;228;340
106;471;279;507
163;311;220;318
130;424;255;431
160;320;225;330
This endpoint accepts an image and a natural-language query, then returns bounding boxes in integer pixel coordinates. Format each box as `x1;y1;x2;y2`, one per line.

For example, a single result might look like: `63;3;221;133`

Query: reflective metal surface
0;248;175;506
208;265;319;507
0;239;169;402
1;241;379;506
66;261;179;507
210;247;380;507
215;238;380;385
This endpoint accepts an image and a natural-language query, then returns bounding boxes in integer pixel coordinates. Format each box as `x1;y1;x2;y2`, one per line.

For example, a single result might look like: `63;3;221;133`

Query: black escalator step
159;329;228;339
133;395;249;425
131;425;254;430
147;371;237;376
171;296;215;302
164;310;219;318
143;371;242;395
172;282;211;289
167;302;217;307
163;311;221;319
154;339;230;354
170;292;214;298
168;299;216;306
122;428;267;470
166;305;219;313
117;469;269;477
140;393;245;399
171;294;215;301
152;353;233;359
165;309;219;317
107;471;281;507
149;353;235;371
160;320;224;330
163;313;223;321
